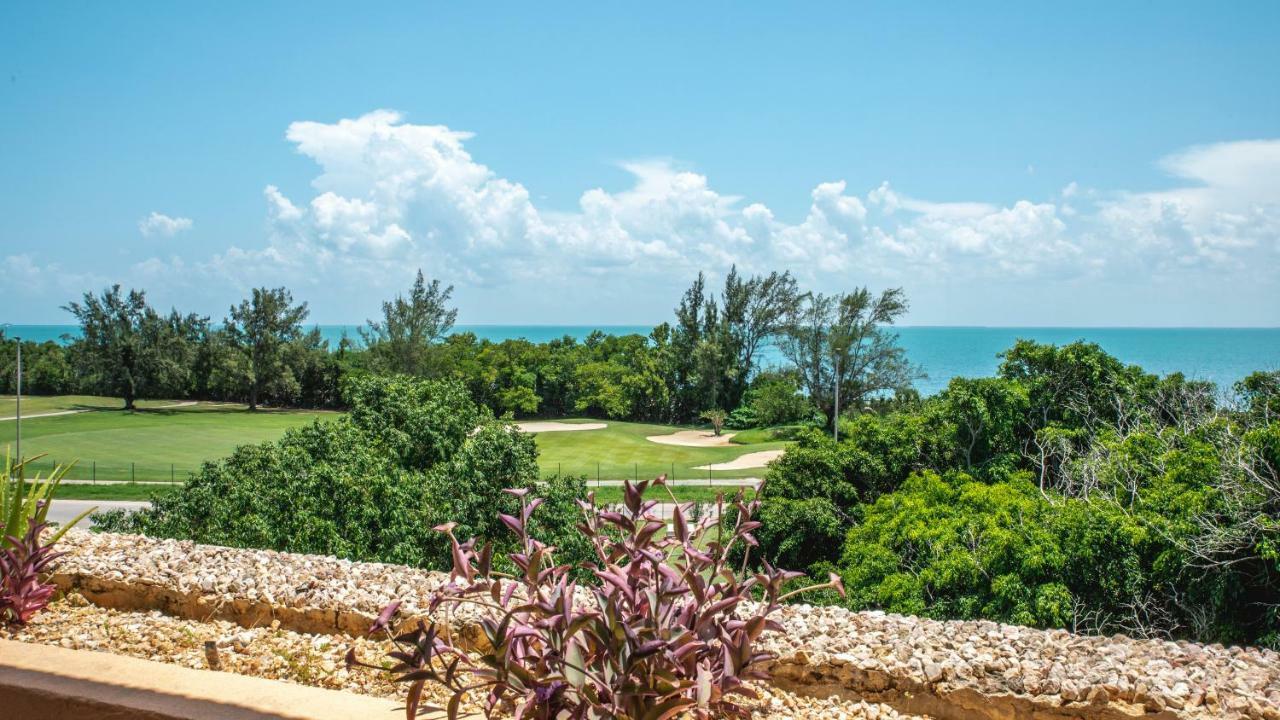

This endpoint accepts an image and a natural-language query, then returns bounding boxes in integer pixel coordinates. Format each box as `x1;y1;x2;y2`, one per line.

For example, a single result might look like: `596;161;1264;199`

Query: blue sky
2;1;1277;325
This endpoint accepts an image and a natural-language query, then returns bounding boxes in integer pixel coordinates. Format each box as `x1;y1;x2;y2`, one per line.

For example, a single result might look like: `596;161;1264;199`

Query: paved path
51;477;759;487
0;408;89;421
1;400;198;422
47;500;148;528
58;479;182;486
589;477;760;488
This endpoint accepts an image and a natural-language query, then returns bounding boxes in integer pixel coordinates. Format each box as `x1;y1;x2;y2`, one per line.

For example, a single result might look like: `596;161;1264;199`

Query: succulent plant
0;517;67;626
349;476;843;719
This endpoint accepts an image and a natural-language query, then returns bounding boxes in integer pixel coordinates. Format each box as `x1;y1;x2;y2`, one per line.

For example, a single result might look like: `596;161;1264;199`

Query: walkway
0;400;197;422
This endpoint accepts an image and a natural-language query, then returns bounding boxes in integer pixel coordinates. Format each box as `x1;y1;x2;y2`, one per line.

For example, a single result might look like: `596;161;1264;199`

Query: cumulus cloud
124;111;1275;318
138;211;193;237
1092;140;1280;270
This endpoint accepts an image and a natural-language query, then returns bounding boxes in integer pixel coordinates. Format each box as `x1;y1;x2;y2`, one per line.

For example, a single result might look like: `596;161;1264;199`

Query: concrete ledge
0;639;440;720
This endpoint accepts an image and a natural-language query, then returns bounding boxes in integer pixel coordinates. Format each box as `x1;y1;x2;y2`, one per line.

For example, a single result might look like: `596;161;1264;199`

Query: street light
1;324;19;471
830;328;852;443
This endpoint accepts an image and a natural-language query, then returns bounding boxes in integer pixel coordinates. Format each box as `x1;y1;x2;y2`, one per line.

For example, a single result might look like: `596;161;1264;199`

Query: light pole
2;325;18;471
833;353;840;442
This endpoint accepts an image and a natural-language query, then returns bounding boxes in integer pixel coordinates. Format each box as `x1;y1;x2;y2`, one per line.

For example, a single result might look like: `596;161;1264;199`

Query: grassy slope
532;419;786;481
2;400;337;481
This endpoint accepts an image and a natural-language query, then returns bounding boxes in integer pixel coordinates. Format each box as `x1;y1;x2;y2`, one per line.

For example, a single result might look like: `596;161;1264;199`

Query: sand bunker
646;430;738;447
693;449;785;471
517;421;607;433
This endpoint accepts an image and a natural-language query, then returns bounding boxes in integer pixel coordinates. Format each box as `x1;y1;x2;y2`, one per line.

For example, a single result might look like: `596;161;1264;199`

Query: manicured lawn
53;483;177;501
26;406;788;493
532;419;787;481
588;484;756;506
1;398;338;481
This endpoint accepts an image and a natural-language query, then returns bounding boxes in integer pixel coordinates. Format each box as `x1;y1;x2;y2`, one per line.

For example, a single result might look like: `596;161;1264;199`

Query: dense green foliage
4;286;345;409
360;270;458;377
755;343;1280;647
94;375;591;569
225;287;314;410
62;285;206;409
8;268;906;430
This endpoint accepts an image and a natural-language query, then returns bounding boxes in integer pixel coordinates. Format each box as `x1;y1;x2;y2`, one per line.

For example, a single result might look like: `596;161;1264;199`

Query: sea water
4;324;1277;396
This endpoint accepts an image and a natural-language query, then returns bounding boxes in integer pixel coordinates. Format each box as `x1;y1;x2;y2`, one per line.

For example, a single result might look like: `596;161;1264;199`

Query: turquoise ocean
4;324;1277;397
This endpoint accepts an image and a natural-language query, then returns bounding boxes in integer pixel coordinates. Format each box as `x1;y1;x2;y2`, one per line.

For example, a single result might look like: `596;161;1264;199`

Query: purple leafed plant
0;519;67;626
348;476;843;720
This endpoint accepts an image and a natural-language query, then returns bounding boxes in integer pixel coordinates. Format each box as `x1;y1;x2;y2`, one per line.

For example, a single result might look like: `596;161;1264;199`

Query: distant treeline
0;269;917;428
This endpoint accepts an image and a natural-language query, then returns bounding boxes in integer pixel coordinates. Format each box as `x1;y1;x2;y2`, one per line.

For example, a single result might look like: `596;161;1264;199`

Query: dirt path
0;399;198;422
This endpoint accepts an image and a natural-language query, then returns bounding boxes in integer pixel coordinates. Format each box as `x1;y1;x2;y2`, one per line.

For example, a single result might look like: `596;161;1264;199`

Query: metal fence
16;458;764;487
17;457;194;483
539;461;761;487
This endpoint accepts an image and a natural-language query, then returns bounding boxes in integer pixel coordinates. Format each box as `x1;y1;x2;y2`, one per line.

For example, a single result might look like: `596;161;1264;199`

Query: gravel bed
2;596;924;720
50;530;1280;718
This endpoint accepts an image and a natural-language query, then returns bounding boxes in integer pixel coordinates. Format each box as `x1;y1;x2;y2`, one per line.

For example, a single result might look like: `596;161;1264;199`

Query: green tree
779;287;917;426
361;270;457;376
668;268;801;422
718;267;800;411
62;285;201;409
226;287;310;410
1237;370;1280;423
936;377;1029;472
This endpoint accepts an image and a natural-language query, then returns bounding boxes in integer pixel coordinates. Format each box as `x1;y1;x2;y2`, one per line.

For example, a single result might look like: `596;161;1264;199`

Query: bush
726;372;815;430
0;519;64;626
96;375;591;570
1;454;92;626
348;478;843;720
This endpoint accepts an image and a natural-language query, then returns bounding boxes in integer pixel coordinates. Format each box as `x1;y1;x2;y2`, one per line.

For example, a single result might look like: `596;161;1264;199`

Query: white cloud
1093;140;1280;270
26;111;1256;323
138;211;193;237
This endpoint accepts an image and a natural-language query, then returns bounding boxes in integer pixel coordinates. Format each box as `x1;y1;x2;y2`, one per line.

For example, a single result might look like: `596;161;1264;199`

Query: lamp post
833;353;840;442
2;324;18;471
830;328;852;443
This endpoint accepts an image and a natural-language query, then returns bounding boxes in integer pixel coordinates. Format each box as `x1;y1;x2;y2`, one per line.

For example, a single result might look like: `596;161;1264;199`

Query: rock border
47;530;1280;720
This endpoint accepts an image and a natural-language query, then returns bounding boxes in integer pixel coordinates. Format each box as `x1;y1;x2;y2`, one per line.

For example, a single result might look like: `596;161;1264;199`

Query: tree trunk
249;381;258;411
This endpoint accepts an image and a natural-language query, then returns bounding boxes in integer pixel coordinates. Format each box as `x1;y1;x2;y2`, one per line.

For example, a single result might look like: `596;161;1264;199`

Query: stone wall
50;530;1280;720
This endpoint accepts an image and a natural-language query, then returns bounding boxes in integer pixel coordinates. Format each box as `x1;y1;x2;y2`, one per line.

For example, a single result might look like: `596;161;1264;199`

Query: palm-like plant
1;448;94;626
701;408;728;436
2;448;95;549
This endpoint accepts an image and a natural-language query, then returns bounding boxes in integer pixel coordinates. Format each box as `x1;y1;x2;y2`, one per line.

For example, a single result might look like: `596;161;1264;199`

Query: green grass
10;398;788;491
53;483;178;501
532;419;787;481
1;397;338;481
588;484;756;505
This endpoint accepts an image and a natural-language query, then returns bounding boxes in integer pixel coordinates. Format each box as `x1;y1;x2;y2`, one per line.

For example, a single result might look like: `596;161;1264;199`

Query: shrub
700;408;727;436
348;478;843;720
0;518;64;625
2;451;94;550
0;452;92;626
97;376;591;570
